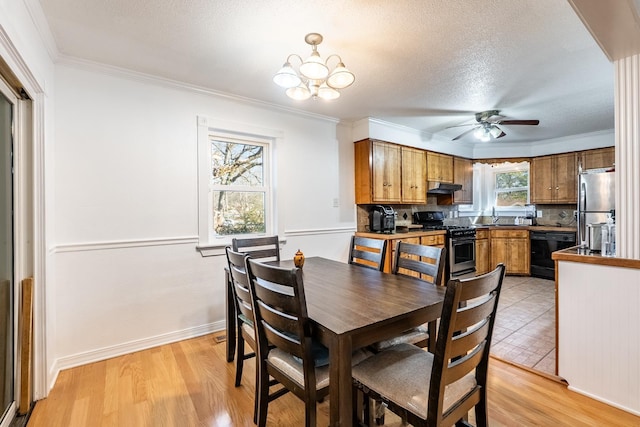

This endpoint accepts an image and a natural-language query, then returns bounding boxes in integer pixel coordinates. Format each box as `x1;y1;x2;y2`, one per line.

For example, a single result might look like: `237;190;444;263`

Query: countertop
552;246;640;269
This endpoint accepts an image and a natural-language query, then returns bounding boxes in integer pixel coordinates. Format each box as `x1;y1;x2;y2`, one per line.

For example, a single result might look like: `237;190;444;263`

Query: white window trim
196;116;282;256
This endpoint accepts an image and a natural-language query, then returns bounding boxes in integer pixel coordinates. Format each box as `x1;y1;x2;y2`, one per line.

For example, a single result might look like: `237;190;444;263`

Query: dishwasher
530;231;577;279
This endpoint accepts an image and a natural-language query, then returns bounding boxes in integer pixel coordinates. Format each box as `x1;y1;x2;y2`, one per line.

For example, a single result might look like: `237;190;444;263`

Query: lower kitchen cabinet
490;229;530;275
475;228;490;276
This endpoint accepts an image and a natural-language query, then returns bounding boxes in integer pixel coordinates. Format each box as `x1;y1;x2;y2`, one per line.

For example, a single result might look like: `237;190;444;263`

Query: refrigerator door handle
580;182;587;212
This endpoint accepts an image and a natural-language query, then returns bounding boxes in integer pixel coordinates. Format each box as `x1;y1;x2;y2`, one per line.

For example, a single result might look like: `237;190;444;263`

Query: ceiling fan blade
452;126;479;141
495;131;507;139
445;123;477;129
497;119;539;125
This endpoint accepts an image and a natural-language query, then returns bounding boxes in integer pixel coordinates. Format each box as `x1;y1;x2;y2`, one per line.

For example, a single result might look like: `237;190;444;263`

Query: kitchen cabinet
354;139;402;204
427;152;453;183
354;139;427;204
490;229;530;275
401;146;427;204
530;153;577;204
453;156;473;204
579;147;615;171
475;228;490;276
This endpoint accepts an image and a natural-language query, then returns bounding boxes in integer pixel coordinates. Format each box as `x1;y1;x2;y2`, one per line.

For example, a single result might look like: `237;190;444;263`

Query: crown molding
23;0;59;62
56;54;340;124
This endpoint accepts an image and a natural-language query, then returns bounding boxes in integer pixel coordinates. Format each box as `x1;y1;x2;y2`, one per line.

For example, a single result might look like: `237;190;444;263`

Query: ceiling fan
447;110;539;142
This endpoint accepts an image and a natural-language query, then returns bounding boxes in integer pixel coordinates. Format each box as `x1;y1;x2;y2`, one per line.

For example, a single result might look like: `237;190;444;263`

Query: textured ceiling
38;0;615;144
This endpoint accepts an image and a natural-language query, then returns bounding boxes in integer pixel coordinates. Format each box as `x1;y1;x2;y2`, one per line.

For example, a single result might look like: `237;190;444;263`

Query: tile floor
490;275;556;375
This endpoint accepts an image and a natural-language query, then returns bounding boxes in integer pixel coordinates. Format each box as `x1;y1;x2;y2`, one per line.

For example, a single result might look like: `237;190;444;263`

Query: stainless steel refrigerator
578;170;615;246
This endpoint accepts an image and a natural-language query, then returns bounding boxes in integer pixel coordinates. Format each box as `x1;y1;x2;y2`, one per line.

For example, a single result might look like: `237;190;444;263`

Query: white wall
50;63;357;382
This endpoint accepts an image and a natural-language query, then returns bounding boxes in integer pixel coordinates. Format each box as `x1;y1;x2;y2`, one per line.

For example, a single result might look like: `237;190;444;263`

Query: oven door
449;237;476;278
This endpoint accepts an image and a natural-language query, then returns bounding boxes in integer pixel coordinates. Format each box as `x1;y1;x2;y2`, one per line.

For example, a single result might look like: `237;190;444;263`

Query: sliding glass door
0;80;15;423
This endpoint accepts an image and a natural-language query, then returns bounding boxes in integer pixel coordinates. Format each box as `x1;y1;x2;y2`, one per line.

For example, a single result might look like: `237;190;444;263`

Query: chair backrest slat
455;296;496;331
393;241;446;285
232;236;280;262
348;236;387;271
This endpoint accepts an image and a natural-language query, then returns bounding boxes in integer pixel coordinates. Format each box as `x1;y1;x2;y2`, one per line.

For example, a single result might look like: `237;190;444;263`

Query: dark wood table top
278;256;446;345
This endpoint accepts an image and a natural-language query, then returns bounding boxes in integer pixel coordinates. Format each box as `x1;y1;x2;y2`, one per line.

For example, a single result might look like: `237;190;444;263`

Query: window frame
196;116;281;254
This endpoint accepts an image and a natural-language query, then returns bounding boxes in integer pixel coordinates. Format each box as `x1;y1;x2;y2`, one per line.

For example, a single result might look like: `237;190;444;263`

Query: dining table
225;256;446;426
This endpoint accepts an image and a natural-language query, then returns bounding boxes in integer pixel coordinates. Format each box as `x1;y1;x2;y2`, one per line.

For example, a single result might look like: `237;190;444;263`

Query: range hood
427;182;463;195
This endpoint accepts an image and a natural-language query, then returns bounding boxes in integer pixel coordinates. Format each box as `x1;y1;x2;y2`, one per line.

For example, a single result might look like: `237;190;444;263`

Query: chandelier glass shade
274;33;355;101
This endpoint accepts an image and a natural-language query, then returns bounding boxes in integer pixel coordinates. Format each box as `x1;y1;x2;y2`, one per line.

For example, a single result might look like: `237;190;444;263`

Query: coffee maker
369;205;396;233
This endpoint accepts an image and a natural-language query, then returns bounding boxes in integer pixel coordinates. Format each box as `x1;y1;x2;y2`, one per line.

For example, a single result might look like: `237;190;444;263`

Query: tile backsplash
357;202;578;232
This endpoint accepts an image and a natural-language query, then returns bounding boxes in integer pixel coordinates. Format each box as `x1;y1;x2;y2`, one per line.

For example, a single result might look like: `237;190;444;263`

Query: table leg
329;335;353;426
225;268;236;363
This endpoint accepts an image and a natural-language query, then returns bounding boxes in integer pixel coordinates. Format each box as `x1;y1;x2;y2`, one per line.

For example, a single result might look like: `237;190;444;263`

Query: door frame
0;25;47;412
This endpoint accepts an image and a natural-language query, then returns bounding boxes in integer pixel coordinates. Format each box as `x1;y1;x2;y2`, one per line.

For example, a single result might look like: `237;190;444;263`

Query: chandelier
273;33;355;101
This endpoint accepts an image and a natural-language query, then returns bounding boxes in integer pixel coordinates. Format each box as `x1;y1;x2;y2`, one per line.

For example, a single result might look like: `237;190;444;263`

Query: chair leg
253;355;259;424
374;399;387;425
306;401;317;427
235;327;245;387
257;362;270;427
475;393;489;427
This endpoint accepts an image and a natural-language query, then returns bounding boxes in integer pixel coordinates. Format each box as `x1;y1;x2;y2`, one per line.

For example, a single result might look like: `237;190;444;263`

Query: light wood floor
27;333;640;427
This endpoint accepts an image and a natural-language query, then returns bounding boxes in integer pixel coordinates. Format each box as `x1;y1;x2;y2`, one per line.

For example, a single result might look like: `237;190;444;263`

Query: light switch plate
537;210;543;218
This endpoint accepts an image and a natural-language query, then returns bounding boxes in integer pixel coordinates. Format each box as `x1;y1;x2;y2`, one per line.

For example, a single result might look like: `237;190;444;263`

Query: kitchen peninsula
552;248;640;416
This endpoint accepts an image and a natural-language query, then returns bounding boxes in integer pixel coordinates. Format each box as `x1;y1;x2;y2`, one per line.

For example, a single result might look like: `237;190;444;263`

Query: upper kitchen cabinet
355;139;402;204
531;152;577;204
579;147;615;171
401;146;427;204
427;152;453;183
452;157;473;204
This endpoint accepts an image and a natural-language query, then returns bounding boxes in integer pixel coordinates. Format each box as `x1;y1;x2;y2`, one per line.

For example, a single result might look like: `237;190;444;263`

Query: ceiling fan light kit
448;109;539;142
273;33;355;101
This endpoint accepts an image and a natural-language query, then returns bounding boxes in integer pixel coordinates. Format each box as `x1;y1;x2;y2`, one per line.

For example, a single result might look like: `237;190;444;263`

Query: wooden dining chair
225;247;260;422
348;236;387;271
244;258;330;427
226;235;280;362
393;241;446;286
372;242;446;351
352;264;506;427
232;235;280;262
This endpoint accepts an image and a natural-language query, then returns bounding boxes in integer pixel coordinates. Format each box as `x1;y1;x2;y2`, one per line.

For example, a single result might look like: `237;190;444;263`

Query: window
210;137;268;236
197;116;280;250
462;161;530;216
494;169;529;207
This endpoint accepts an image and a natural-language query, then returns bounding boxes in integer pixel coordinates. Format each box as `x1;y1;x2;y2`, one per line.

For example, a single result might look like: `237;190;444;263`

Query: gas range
414;211;477;279
413;212;476;238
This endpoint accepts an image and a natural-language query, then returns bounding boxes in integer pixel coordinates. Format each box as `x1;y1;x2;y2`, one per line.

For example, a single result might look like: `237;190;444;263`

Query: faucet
492;206;500;224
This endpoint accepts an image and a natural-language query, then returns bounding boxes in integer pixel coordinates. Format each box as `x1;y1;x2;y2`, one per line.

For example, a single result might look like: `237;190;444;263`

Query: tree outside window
210;138;268;236
495;170;529;206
